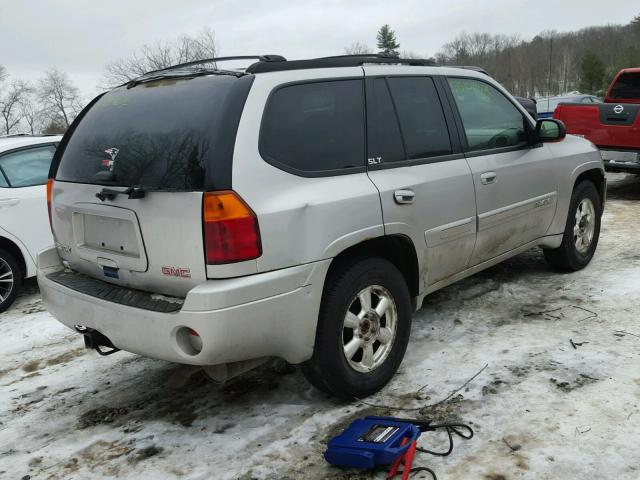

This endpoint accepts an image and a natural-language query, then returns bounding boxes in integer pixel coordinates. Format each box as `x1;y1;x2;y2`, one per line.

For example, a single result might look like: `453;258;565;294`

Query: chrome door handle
394;189;415;204
0;198;19;207
480;172;497;185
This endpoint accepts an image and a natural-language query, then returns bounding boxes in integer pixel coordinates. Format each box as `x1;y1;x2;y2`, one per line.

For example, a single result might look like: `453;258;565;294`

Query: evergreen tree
578;52;606;94
376;24;400;56
631;13;640;38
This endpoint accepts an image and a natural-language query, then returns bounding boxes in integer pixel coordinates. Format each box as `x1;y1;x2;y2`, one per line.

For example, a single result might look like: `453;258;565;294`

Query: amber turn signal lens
46;179;54;227
202;191;262;264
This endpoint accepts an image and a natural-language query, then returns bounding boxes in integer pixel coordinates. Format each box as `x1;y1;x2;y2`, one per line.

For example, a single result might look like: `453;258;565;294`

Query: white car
0;134;61;312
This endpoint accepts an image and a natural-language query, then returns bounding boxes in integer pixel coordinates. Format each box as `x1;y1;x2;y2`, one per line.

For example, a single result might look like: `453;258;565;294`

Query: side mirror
536;118;566;142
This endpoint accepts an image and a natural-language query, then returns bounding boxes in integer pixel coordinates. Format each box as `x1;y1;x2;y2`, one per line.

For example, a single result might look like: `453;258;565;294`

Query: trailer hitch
74;325;121;356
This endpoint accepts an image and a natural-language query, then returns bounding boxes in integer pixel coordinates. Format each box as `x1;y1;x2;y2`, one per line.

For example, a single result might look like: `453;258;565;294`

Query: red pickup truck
554;68;640;173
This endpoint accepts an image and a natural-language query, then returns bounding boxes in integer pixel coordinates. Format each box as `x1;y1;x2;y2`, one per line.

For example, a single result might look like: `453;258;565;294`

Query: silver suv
38;55;605;398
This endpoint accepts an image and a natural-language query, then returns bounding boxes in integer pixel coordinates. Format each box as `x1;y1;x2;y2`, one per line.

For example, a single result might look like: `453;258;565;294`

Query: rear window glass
260;80;365;173
610;73;640;99
56;75;251;191
0;145;56;187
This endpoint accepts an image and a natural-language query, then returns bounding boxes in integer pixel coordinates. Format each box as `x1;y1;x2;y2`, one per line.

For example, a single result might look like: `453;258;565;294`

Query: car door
363;70;477;290
0;144;57;264
445;76;558;266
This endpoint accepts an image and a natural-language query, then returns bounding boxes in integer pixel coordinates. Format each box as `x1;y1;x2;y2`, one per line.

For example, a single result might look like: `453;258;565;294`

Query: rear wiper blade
96;186;146;201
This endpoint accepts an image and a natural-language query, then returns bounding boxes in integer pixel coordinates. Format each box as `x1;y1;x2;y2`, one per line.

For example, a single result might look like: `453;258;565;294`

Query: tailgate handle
96;186;146;202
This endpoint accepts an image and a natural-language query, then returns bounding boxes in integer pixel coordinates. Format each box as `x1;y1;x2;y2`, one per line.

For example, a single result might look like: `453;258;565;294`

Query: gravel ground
1;173;639;480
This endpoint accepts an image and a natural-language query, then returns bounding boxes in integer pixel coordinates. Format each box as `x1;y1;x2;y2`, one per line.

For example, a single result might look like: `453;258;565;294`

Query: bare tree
400;50;427;59
0;80;31;135
344;42;372;55
102;27;219;86
19;91;44;135
38;69;82;129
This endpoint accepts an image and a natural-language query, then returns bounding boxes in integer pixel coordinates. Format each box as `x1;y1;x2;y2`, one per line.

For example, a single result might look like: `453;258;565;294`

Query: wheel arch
574;168;606;210
0;236;27;278
325;235;420;299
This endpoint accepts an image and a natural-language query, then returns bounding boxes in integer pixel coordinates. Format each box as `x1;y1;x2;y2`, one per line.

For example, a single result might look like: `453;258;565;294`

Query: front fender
546;137;604;235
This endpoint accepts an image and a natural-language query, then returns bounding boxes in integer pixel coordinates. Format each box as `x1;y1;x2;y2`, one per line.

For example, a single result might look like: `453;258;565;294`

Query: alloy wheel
574;198;595;254
341;285;398;373
0;258;14;305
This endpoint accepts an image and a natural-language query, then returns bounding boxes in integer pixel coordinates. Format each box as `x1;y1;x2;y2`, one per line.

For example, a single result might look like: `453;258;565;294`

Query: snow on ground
1;173;640;480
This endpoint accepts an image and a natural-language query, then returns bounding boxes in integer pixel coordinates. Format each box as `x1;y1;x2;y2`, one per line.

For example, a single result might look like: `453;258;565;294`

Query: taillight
46;179;54;227
203;191;261;264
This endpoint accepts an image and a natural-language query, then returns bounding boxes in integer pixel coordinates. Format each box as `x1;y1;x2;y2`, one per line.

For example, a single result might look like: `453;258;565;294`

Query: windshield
56;74;252;191
610;72;640;99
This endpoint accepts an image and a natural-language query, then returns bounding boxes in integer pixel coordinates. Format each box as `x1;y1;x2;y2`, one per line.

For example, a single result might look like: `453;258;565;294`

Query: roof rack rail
143;55;287;76
0;133;60;138
246;53;436;74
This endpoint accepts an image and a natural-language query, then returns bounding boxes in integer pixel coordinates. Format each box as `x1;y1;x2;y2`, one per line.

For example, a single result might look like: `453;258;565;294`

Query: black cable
379;419;474;478
416;423;474;457
397;466;438;480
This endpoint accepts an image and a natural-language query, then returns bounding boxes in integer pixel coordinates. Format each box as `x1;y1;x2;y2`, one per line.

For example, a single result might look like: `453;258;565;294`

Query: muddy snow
1;173;640;480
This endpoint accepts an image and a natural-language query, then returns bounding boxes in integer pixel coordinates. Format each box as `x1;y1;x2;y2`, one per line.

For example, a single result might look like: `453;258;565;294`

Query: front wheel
544;181;601;271
301;257;412;399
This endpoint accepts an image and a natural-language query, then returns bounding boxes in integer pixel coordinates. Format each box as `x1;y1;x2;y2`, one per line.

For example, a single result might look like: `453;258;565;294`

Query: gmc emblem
161;266;191;278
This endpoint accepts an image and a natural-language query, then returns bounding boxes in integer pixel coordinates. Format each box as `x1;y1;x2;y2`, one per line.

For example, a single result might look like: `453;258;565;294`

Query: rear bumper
600;149;640;173
37;247;330;365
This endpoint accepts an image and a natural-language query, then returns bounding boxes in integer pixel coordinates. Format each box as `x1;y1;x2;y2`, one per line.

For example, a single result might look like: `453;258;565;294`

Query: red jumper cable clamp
387;436;418;480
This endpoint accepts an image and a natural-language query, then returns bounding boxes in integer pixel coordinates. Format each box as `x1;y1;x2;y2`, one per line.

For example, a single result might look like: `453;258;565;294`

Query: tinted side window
386;77;452;159
366;78;405;164
261;80;365;173
0;171;7;187
0;145;56;187
448;78;527;152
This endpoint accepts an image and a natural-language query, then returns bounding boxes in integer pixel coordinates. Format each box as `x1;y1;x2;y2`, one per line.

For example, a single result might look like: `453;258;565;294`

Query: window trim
258;77;367;178
0;142;59;188
49;92;105;182
442;75;540;156
365;75;464;172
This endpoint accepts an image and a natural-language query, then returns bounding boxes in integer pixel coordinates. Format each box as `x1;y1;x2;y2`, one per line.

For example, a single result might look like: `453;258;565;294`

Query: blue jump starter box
325;416;421;469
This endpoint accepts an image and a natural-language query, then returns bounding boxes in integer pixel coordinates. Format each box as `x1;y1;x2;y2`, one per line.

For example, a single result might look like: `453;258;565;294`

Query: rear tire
301;257;412;399
0;248;22;313
543;181;601;272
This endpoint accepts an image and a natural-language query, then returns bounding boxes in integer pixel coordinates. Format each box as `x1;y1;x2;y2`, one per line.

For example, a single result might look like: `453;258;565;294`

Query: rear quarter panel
231;69;385;273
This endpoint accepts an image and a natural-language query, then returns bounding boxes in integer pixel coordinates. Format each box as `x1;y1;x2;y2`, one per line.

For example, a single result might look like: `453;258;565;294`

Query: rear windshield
610;72;640;99
56;74;252;191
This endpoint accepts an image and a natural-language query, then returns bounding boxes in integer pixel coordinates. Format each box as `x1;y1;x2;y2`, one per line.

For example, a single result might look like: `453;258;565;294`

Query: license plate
601;150;639;163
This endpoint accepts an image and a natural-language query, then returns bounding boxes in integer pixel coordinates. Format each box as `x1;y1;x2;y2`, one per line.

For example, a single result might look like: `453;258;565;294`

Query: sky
0;0;638;99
